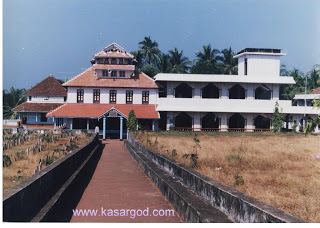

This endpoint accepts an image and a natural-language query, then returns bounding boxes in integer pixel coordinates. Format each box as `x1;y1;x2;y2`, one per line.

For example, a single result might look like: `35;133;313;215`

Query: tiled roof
310;87;320;94
63;67;158;89
47;103;160;119
93;64;135;71
26;76;67;97
13;102;63;113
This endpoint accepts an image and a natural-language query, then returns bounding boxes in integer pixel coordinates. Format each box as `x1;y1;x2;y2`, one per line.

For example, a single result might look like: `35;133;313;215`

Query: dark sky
3;0;320;89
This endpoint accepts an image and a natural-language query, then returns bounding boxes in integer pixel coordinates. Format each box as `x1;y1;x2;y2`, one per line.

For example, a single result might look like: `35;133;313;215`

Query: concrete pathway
71;140;181;222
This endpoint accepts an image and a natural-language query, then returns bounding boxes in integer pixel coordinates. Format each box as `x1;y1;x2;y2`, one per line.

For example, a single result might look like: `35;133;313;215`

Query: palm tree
191;44;220;74
220;47;238;74
157;53;171;73
308;65;320;89
280;69;305;100
168;48;191;73
3;87;27;119
131;50;144;69
138;36;161;65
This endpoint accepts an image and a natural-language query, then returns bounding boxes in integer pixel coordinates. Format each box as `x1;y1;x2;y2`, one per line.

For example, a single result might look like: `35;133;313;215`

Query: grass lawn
135;131;320;222
3;132;91;193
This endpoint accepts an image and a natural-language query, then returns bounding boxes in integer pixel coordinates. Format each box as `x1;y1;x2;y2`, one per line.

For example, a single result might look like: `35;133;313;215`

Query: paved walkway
71;140;181;222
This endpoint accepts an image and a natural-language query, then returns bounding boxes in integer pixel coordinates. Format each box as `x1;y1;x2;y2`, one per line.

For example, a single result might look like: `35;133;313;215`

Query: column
221;84;229;99
245;114;255;132
120;117;123;140
103;117;106;139
220;114;228;132
193;113;201;131
152;120;155;131
193;83;201;99
70;118;73;130
166;112;174;130
35;113;38;123
246;85;254;100
53;117;56;128
87;119;89;131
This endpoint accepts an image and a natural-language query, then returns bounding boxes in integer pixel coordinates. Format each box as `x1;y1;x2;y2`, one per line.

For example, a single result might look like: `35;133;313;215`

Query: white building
47;45;320;138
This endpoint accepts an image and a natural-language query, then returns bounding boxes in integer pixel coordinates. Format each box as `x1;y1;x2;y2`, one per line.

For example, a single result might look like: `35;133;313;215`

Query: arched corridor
174;112;192;129
255;86;272;100
228;113;245;129
174;83;193;98
229;84;245;99
202;83;220;98
254;115;271;129
201;113;219;130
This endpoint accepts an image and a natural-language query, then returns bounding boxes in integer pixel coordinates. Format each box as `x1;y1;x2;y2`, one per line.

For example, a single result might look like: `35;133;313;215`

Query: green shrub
3;154;12;167
234;174;244;186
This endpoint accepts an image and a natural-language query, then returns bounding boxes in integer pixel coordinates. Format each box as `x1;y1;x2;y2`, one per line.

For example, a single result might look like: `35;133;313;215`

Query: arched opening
201;113;219;130
255;86;272;100
229;84;245;99
174;112;192;130
202;83;220;98
228;113;245;129
254;115;271;129
175;83;193;98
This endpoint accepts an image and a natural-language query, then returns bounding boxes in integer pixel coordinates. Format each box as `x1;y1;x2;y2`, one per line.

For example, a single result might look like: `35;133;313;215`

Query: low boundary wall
127;133;304;223
3;134;100;222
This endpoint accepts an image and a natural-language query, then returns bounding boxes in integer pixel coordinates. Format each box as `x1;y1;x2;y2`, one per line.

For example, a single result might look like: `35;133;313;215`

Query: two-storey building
47;43;159;139
47;44;320;137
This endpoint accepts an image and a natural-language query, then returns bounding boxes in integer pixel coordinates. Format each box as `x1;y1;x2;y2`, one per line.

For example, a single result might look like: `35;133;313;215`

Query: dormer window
119;58;123;64
28;96;32;101
119;71;125;77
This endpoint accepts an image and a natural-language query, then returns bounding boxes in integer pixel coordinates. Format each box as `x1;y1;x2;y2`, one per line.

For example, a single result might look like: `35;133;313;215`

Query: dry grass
3;133;91;192
135;132;320;222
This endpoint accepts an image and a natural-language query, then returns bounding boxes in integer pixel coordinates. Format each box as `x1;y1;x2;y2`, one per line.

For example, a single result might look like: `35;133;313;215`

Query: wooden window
102;70;109;77
93;89;100;103
119;71;125;77
109;90;117;103
142;91;149;104
111;58;116;64
40;113;47;122
111;71;117;77
77;89;84;103
126;90;133;104
119;58;124;64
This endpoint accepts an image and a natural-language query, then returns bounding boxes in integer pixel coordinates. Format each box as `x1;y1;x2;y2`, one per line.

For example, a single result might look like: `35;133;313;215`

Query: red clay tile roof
310;87;320;94
13;102;63;113
47;103;160;119
63;67;158;89
93;64;135;71
26;76;67;97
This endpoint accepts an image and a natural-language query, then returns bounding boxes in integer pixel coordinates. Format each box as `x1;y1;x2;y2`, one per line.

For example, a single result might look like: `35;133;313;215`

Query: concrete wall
126;134;304;223
67;87;158;104
3;134;100;222
29;96;65;103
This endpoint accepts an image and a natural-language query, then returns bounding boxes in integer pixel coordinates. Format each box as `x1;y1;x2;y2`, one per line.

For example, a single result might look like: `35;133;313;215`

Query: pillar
87;119;89;131
221;84;229;99
120;117;123;140
193;113;201;131
70;118;73;130
246;85;254;100
245;114;255;132
53;117;56;128
103;117;106;139
166;112;174;130
220;114;228;132
152;120;155;131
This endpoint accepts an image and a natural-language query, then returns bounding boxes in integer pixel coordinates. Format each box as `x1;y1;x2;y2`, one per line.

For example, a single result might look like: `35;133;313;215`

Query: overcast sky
3;0;320;89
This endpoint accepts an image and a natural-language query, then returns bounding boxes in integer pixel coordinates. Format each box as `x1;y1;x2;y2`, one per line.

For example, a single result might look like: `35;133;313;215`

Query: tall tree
220;47;238;74
308;64;320;90
3;87;27;119
157;53;171;73
191;44;220;74
138;36;161;65
280;68;305;100
272;102;284;132
131;50;144;69
168;48;191;73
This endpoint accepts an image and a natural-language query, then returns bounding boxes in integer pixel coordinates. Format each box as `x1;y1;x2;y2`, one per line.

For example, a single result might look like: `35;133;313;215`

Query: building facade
14;76;66;127
47;44;320;138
